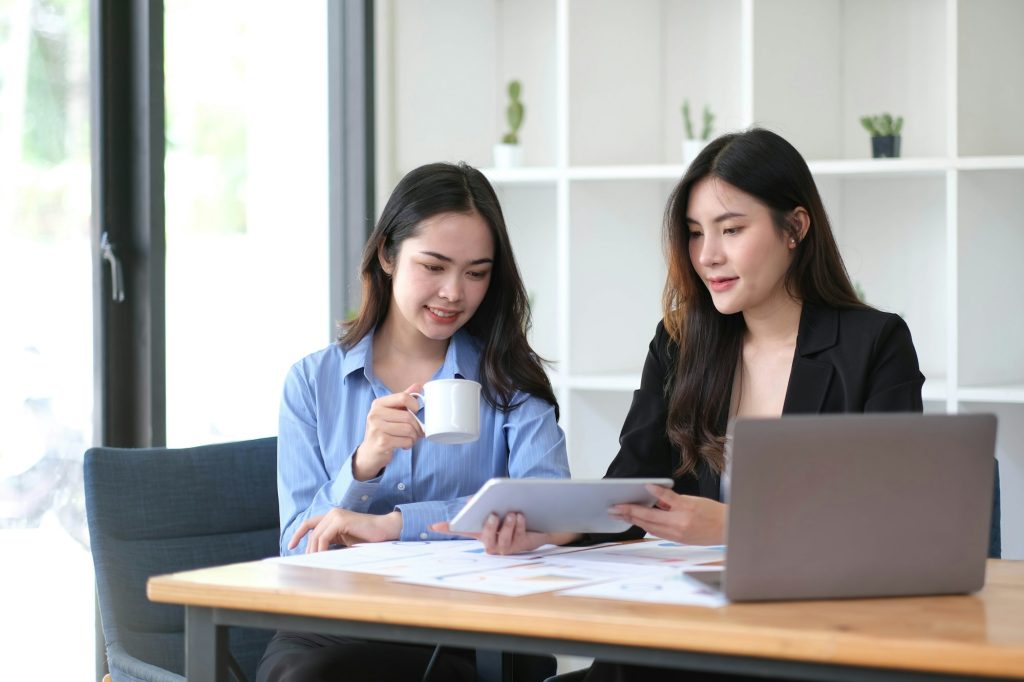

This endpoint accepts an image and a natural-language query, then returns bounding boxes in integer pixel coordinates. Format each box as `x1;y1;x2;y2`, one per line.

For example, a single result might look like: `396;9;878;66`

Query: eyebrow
685;211;747;226
419;251;494;266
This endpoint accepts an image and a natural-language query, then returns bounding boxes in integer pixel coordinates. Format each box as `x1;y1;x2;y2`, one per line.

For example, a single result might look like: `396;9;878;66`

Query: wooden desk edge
148;559;1024;680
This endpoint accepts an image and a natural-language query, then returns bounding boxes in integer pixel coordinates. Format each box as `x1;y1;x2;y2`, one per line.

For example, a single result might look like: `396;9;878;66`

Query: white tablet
448;478;674;533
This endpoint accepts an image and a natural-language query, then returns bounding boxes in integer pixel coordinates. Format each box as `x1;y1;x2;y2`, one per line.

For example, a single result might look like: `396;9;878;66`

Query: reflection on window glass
165;2;330;446
0;0;94;679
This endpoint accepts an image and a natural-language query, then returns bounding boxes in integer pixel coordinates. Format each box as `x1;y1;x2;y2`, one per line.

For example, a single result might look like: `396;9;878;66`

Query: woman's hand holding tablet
431;478;673;554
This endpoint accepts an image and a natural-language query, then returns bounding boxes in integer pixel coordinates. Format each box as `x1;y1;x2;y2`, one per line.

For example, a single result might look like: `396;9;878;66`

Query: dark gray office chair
85;437;556;682
990;461;1002;559
85;437;279;682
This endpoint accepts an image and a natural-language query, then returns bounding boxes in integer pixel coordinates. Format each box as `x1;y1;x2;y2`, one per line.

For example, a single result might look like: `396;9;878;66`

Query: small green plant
682;99;714;141
502;80;525;144
859;112;904;137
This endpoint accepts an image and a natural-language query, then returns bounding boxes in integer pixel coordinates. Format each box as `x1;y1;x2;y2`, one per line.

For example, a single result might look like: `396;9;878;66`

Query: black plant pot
871;135;901;158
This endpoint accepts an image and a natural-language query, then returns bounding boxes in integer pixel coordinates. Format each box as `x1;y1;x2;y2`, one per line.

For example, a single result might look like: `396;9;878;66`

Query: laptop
688;413;997;602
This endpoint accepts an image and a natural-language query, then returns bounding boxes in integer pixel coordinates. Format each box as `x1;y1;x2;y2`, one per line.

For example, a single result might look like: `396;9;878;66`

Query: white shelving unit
376;0;1024;557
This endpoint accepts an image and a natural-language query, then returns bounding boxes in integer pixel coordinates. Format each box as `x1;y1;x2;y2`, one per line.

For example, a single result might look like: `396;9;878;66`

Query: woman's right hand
610;485;726;546
431;514;580;555
352;384;424;480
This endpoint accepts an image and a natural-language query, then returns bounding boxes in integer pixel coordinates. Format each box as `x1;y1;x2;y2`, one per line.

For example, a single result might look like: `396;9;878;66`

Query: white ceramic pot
682;139;707;167
493;143;523;168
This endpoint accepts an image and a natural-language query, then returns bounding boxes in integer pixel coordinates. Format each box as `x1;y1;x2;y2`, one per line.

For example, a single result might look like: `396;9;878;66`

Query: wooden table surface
149;558;1024;679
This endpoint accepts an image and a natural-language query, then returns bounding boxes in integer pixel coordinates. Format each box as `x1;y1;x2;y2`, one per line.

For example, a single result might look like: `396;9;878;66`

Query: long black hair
662;128;863;476
340;161;558;418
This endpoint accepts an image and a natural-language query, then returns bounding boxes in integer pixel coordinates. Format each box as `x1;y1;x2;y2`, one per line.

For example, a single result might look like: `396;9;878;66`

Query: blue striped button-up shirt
277;328;569;555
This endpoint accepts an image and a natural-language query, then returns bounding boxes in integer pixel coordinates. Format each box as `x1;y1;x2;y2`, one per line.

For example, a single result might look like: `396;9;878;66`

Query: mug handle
407;392;426;431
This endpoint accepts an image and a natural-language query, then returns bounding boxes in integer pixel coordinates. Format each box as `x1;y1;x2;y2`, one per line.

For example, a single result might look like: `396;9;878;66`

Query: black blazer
597;303;926;542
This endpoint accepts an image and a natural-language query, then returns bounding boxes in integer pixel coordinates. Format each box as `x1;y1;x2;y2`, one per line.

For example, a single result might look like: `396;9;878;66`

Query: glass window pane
0;0;94;679
165;2;330;445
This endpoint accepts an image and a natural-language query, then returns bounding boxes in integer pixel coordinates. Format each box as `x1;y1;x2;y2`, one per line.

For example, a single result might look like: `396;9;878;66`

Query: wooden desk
148;558;1024;682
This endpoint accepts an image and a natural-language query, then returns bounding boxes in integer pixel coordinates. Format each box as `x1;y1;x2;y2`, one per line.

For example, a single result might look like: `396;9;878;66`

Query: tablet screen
448;478;674;533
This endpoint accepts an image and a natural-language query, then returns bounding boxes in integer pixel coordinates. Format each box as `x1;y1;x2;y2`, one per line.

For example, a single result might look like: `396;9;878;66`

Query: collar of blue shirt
339;327;482;389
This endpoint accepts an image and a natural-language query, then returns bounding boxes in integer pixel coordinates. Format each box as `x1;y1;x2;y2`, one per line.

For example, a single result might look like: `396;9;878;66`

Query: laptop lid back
724;413;996;602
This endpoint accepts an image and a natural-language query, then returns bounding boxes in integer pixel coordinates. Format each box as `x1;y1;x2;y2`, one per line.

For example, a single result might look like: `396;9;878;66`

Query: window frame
88;1;375;676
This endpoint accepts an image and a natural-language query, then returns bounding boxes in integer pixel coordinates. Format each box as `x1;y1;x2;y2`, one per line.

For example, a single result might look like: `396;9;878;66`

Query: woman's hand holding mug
353;379;482;481
352;384;424;481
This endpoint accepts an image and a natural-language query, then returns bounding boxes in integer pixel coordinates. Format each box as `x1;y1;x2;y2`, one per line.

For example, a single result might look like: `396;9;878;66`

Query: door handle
100;232;125;302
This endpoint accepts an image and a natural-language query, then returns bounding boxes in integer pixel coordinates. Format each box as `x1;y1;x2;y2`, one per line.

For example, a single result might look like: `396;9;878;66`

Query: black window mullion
329;0;376;333
90;0;165;451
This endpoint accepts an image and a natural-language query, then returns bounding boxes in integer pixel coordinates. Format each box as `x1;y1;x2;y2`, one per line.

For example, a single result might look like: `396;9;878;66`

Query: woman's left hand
289;509;403;553
431;514;579;555
611;485;727;545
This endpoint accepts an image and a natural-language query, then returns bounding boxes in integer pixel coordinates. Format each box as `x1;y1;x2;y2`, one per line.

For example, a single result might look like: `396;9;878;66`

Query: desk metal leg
476;649;513;682
186;606;229;682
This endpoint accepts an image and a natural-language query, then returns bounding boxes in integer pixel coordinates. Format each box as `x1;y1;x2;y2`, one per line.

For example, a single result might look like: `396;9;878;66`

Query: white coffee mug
408;379;481;445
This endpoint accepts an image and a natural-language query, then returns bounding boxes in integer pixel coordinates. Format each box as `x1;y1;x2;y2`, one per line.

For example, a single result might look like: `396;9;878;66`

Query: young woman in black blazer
437;127;924;554
434;127;927;681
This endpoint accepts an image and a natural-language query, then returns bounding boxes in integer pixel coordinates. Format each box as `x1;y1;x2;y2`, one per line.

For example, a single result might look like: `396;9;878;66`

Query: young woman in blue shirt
258;161;568;682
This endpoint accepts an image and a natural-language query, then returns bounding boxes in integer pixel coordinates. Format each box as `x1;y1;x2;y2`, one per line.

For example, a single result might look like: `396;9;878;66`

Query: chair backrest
85;437;279;681
990;459;1002;559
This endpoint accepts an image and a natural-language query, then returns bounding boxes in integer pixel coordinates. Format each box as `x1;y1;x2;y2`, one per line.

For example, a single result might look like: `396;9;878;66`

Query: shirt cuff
330;449;383;512
395;500;453;541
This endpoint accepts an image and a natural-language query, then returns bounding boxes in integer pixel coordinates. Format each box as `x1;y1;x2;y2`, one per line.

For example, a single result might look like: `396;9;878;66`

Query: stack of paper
268;539;726;607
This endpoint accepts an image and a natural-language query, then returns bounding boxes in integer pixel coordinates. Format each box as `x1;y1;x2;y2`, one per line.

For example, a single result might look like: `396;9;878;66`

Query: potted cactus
860;112;903;158
681;99;714;165
493;80;525;168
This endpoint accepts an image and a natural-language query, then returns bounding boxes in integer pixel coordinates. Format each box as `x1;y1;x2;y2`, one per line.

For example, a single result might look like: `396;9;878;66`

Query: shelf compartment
568;390;634;479
496;184;560;364
753;0;946;161
921;377;948;403
817;174;948;380
958;0;1024;156
568;180;669;376
569;0;745;166
958;170;1024;388
384;0;557;173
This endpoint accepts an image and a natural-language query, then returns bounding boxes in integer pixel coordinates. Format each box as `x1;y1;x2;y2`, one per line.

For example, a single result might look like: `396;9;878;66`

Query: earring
790;238;797;245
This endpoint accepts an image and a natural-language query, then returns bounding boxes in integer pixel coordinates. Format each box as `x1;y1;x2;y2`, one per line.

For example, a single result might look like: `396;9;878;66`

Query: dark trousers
256;631;476;682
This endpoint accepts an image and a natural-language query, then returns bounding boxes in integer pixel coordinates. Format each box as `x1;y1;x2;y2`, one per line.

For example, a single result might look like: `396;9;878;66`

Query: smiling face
382;210;495;344
686;176;800;317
